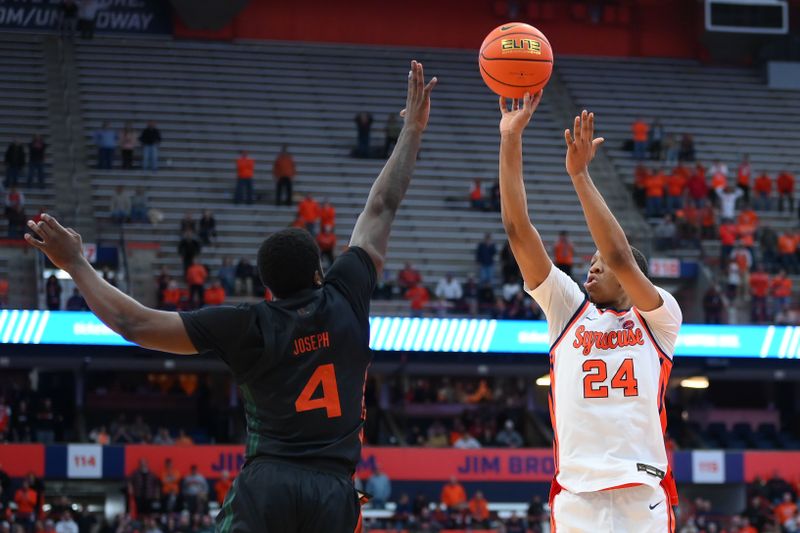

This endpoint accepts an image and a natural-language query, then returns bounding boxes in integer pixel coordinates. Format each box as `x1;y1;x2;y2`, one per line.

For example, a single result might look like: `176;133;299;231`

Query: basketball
479;22;554;98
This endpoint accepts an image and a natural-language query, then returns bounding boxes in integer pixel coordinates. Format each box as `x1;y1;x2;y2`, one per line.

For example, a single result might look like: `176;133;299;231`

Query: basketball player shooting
498;93;682;532
24;60;436;533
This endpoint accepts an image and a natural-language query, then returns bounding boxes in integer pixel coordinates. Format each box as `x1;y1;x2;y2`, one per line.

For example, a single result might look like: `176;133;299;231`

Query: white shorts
551;484;675;533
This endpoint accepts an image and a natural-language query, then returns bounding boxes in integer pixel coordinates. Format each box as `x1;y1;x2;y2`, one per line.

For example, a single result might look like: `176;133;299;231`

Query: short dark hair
630;246;648;277
257;228;320;298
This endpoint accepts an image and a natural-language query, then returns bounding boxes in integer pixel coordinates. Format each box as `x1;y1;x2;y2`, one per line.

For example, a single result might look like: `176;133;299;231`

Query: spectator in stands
320;199;335;229
0;277;8;308
65;288;87;311
502;275;522;302
213;470;232;507
233;150;255;205
181;465;208;514
495;419;523;448
645;168;665;217
110;185;131;224
435;273;462;313
45;275;61;311
180;212;196;235
272;145;295;207
678;133;695;162
469;491;490;527
128;459;159;515
119;123;136;170
366;467;391;510
648;119;663;160
759;226;779;273
14;479;37;525
703;285;723;324
726;254;742;305
217;258;235;295
776;170;796;213
177;230;201;272
654;214;677;251
454;432;481;449
161;281;181;311
632;165;647;209
160;458;180;513
234;258;254;296
687;165;708;207
26;135;46;189
4;187;25;238
469;179;484;210
55;511;78;533
93;122;116;169
716;184;743;221
383;112;402;158
663;133;678;164
198;210;216;246
754;172;772;211
354;111;373;157
775;492;798;530
667;167;687;213
297;194;321;234
736;154;752;202
732;244;753;302
153;427;173;445
630;117;648;160
203;279;225;307
398;262;422;294
771;270;792;318
405;282;429;318
59;0;79;38
88;425;109;445
441;477;467;510
130;415;151;443
316;225;336;267
185;259;208;309
11;400;32;442
778;233;798;274
553;230;575;277
698;199;715;240
4;139;24;188
139;121;161;173
462;276;479;315
77;0;99;39
475;233;497;285
750;265;770;324
129;187;149;223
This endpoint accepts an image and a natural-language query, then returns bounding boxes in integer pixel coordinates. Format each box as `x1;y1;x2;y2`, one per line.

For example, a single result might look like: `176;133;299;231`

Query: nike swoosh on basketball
501;25;516;30
649;501;663;510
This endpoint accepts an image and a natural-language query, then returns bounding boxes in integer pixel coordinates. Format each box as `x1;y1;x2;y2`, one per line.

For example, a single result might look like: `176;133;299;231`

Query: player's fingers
423;76;437;97
24;232;46;250
498;96;506;114
592;137;605;151
588;112;595;139
533;89;544;106
399;108;406;117
583;110;591;141
42;213;66;233
564;128;573;146
573;115;581;142
417;62;425;94
26;220;48;240
513;98;519;111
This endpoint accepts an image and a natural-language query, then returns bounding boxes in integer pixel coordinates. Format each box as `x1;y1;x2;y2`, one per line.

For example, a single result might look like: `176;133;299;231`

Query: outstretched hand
564;110;604;177
25;214;86;271
499;91;543;137
399;60;437;132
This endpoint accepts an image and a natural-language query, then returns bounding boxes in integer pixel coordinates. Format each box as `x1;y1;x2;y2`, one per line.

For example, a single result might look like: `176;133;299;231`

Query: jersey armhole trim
632;308;672;361
549;298;590;354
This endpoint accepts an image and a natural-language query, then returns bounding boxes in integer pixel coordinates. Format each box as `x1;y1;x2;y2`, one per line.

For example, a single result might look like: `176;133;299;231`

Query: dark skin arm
350;60;437;274
25;215;197;354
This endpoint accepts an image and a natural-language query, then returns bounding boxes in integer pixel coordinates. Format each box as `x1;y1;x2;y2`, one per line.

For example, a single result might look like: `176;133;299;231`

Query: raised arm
498;91;553;289
25;215;197;354
564;110;662;311
350;60;436;274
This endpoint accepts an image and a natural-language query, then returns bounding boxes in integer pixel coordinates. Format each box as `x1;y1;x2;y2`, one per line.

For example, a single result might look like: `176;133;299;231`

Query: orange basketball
478;22;554;98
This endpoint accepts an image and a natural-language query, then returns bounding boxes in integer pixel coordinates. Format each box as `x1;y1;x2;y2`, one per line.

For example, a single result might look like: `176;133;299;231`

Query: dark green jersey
181;247;376;476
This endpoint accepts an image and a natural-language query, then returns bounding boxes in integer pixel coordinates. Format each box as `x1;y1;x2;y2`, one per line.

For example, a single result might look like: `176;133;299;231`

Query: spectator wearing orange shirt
398;262;422;293
440;477;467;510
737;154;751;203
470;178;484;210
700;200;716;239
719;219;737;268
161;458;181;512
777;170;795;213
272;145;295;206
778;233;798;273
234;150;255;205
316;225;337;266
0;277;8;308
203;279;226;306
666;168;687;213
749;265;770;323
469;491;491;526
161;280;182;311
215;470;233;506
771;270;793;317
631;117;649;160
737;204;759;228
297;194;321;235
185;259;208;309
553;230;574;277
775;492;798;529
732;245;752;302
14;479;38;523
645;169;665;217
754;173;772;211
320;200;336;228
405;283;429;318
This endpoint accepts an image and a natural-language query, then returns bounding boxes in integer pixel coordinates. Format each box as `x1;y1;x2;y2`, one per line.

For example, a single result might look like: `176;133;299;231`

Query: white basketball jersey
526;266;682;499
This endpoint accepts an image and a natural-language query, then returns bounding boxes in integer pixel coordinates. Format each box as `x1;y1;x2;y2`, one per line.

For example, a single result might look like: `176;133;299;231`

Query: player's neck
597;294;632;312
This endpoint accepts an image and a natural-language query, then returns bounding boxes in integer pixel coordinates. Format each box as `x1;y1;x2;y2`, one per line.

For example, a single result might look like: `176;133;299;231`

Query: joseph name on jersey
526;266;682;500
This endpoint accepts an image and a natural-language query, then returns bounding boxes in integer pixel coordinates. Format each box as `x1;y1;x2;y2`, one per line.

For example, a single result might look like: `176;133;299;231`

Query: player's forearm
499;134;533;234
68;258;153;341
570;170;634;268
367;125;422;213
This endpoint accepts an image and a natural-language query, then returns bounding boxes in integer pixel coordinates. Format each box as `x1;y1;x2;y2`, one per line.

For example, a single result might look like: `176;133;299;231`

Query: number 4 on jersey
295;363;342;418
582;358;638;398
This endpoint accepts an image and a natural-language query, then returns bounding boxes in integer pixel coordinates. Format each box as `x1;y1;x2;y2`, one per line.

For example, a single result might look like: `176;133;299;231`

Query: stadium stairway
72;37;645;305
